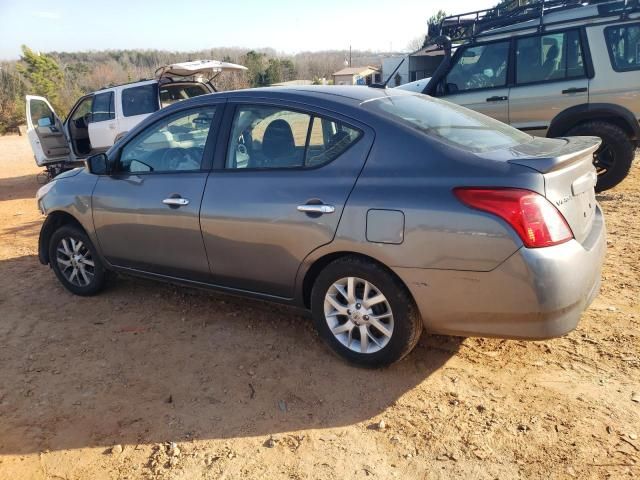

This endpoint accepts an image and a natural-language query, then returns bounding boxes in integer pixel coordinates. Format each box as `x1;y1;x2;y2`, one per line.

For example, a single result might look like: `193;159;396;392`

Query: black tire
49;224;106;296
566;121;635;192
310;256;422;367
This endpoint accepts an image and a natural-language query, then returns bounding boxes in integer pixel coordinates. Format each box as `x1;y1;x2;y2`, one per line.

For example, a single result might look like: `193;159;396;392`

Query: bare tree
406;35;426;52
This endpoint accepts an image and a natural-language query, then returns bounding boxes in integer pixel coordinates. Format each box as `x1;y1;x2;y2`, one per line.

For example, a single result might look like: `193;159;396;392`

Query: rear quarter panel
587;22;640;123
303;120;546;275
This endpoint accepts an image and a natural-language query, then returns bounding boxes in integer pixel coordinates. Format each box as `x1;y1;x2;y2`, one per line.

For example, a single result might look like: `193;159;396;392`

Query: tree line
0;45;392;134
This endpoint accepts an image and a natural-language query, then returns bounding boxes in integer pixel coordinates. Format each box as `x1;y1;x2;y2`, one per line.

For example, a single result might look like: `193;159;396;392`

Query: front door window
119;107;216;173
445;41;510;93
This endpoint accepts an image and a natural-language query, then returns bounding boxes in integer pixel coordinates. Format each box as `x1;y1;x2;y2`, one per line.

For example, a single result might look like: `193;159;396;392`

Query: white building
381;47;445;87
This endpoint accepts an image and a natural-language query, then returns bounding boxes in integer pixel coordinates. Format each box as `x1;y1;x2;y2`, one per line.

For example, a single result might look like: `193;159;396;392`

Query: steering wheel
467;72;490;89
73;113;91;129
160;148;200;171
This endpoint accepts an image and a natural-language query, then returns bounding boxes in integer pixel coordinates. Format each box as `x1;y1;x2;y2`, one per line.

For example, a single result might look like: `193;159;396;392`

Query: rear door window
605;23;640;72
516;30;586;84
122;84;159;117
225;105;361;169
91;91;115;122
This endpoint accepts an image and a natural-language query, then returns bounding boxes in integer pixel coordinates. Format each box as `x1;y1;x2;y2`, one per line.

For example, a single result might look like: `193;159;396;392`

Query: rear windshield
361;93;532;153
159;83;209;108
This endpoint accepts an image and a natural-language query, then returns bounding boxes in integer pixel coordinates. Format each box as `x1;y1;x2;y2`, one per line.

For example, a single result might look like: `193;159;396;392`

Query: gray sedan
35;86;605;366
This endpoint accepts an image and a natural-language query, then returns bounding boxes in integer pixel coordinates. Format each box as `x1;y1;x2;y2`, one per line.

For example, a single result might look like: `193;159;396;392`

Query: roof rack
429;0;639;43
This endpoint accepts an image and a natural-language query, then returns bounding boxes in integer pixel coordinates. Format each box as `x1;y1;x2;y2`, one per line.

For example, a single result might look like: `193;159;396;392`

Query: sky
0;0;496;60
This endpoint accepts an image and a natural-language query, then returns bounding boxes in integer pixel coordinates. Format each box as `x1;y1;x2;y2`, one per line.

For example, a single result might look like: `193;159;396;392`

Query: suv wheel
566;121;635;192
49;225;106;296
310;256;422;367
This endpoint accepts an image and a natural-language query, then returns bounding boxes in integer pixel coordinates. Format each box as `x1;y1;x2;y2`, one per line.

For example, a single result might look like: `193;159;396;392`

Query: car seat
257;119;302;168
541;42;561;79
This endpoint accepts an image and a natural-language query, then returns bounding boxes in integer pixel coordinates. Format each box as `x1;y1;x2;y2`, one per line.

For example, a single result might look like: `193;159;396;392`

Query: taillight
453;188;573;248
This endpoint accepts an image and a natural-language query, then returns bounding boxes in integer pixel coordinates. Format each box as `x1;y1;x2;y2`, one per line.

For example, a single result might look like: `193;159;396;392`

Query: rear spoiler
508;136;601;174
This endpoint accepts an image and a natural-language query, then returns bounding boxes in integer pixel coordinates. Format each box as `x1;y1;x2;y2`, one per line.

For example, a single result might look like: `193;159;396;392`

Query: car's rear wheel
310;256;422;367
49;225;106;296
566;121;635;192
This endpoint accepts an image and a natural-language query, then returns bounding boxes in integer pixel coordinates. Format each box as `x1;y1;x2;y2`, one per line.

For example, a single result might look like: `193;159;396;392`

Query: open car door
25;95;70;166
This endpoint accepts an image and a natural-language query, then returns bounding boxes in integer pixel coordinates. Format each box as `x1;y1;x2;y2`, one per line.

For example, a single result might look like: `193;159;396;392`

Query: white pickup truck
25;60;246;176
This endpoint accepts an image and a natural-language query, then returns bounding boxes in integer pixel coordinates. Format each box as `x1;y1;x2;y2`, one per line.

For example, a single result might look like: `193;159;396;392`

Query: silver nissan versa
35;86;606;367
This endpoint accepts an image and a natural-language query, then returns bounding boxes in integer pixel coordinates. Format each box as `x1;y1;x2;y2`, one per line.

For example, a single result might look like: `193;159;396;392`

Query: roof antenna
370;57;405;89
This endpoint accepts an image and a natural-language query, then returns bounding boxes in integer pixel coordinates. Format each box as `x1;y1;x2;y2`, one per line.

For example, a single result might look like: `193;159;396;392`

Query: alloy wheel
55;236;95;287
323;277;394;354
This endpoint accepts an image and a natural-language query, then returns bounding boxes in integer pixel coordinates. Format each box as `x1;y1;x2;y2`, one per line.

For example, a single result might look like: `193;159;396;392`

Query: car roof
215;85;415;106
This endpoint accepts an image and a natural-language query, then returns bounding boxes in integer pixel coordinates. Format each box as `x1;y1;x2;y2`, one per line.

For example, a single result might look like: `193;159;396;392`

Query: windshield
362;93;532;153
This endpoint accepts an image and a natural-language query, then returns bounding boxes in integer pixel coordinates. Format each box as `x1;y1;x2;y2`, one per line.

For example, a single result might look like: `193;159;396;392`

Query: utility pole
349;45;352;67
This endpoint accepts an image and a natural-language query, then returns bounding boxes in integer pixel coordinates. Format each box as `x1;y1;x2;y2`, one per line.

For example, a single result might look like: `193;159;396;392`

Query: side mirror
37;117;53;127
86;153;110;175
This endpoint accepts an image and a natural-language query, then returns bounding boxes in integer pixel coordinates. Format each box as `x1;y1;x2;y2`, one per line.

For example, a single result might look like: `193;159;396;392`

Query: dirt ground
0;134;638;480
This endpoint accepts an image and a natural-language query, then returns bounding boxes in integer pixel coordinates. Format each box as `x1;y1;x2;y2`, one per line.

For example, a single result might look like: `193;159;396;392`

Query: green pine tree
16;45;65;113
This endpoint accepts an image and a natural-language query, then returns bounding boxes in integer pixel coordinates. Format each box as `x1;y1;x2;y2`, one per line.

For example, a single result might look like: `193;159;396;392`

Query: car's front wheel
49;225;106;296
311;256;422;367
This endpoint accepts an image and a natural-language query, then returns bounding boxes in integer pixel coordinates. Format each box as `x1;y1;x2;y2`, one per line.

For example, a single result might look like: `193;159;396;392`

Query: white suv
25;60;246;176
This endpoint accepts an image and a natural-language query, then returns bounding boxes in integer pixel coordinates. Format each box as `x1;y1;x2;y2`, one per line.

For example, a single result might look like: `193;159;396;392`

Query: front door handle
297;204;335;214
163;197;189;207
486;95;508;102
562;87;588;94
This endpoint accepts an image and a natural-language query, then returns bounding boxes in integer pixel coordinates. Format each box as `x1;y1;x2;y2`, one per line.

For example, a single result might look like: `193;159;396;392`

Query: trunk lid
506;136;601;244
155;60;247;80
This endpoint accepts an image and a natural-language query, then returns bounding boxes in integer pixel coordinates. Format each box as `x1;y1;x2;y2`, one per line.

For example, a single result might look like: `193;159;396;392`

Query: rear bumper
395;205;606;339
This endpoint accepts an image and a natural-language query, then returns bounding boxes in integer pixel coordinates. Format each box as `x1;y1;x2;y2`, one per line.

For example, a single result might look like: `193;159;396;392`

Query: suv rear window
605;23;640;72
122;84;159;117
159;83;209;107
362;93;532;153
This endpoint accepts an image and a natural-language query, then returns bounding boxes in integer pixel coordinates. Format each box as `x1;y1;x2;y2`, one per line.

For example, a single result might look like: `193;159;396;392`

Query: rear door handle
562;87;588;94
297;204;335;214
163;197;189;207
486;95;508;102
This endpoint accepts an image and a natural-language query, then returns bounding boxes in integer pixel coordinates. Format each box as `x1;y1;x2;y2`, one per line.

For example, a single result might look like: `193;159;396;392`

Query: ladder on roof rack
429;0;639;43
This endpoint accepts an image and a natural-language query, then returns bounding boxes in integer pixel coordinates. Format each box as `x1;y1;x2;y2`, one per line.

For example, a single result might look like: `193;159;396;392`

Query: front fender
38;169;100;264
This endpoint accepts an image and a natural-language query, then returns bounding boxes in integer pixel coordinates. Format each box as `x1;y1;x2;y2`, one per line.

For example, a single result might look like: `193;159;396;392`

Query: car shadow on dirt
0;173;48;202
0;254;462;455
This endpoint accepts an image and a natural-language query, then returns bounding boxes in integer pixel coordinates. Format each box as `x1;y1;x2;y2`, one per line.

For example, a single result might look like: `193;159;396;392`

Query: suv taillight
453;188;573;248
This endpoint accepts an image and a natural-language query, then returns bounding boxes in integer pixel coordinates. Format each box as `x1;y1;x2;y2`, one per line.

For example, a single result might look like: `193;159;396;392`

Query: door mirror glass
86;153;109;175
37;117;52;127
